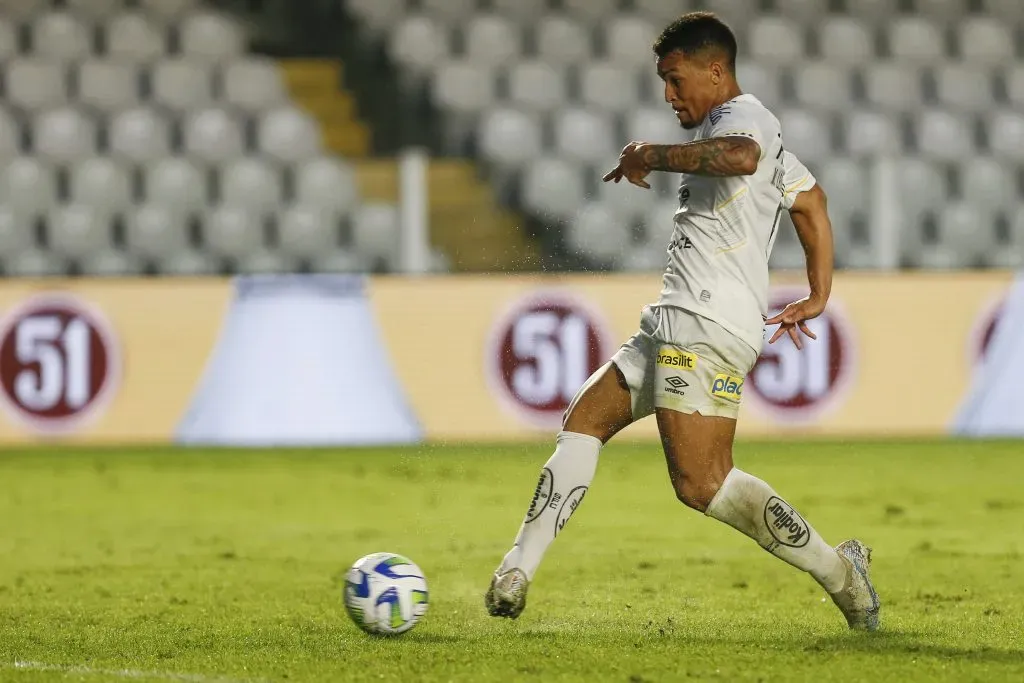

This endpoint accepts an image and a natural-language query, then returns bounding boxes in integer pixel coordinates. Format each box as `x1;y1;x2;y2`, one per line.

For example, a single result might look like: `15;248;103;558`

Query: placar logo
657;348;697;371
711;374;743;402
763;496;810;548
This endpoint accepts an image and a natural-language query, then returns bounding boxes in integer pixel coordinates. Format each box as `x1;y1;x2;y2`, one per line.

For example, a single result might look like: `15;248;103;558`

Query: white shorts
610;304;759;420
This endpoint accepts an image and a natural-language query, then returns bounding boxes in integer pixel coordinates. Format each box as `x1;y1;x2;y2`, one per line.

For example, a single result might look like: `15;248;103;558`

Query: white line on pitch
8;660;265;683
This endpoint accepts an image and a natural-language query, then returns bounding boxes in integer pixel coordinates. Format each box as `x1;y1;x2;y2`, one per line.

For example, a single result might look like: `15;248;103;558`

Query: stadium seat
139;0;200;22
887;18;945;64
4;249;66;277
219;157;282;214
521;157;585;221
507;61;567;111
791;64;855;111
622;244;665;272
179;11;244;62
144;157;207;214
294;157;359;214
624;107;690;147
433;61;496;114
777;108;831;163
66;0;121;21
388;16;448;78
775;0;830;22
562;0;618;24
0;0;47;21
77;60;140;113
844;0;900;22
579;63;640;113
32;107;97;164
351;203;399;262
896;158;947;222
863;63;924;112
31;12;92;62
1004;66;1024;109
158;249;219;275
276;205;340;259
0;157;56;219
0;110;21;159
978;0;1023;21
69;157;132;216
936;202;992;256
47;204;110;258
735;63;781;110
818;17;874;66
184;107;245;165
490;0;547;23
604;15;658;67
703;0;755;29
464;15;522;67
958;18;1014;66
109;106;171;163
535;15;592;65
553;108;617;165
257;107;322;164
914;0;969;22
566;201;631;266
641;198;679;251
222;58;287;113
151;59;214;112
203;205;264;258
236;249;294;275
477;107;542;167
842;110;904;157
105;12;166;63
79;249;142;276
0;206;36;256
345;0;404;34
634;0;698;23
124;204;189;259
820;159;868;221
0;19;16;62
420;0;477;24
748;16;805;64
309;248;366;274
961;157;1016;211
984;111;1024;161
6;59;67;112
916;110;973;162
934;64;994;112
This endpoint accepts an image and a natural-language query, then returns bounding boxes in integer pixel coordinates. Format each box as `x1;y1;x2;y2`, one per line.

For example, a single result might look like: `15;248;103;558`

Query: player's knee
672;472;722;512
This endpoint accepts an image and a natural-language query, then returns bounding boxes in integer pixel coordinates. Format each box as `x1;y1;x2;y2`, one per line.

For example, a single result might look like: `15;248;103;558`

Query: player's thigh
562;361;634;444
656;408;737;511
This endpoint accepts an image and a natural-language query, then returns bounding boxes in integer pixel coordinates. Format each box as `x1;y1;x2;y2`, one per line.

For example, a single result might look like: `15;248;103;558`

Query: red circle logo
0;295;121;434
486;292;612;428
746;289;856;423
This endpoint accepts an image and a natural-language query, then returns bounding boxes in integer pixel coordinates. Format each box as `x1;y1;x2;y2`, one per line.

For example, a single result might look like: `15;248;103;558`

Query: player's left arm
766;183;835;349
603;137;760;188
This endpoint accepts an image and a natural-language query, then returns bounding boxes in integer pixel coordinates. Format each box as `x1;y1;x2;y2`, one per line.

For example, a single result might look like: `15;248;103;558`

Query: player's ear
709;60;724;85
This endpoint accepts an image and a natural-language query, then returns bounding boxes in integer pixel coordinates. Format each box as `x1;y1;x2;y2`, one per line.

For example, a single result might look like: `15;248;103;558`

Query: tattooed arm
603;136;761;189
639;137;761;177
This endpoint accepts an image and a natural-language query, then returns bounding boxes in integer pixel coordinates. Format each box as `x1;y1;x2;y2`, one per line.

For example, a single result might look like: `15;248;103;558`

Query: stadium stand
0;0;1022;275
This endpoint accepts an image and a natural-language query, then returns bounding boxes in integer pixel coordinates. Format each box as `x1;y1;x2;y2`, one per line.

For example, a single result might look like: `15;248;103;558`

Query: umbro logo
664;376;688;397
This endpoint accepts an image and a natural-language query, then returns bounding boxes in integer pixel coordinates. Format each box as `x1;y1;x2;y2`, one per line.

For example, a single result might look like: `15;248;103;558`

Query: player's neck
710;82;744;110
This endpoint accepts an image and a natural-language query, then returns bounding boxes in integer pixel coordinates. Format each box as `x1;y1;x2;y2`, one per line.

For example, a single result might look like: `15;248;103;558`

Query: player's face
657;51;715;130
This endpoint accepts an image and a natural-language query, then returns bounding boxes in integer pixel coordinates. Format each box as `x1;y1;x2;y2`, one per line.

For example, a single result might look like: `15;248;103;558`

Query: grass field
1;439;1023;683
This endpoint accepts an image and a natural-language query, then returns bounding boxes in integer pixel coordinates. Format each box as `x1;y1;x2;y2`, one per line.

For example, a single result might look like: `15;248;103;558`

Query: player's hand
602;142;652;189
765;296;826;350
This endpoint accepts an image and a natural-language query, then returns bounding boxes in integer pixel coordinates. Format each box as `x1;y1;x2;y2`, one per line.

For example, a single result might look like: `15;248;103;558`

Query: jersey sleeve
705;102;771;159
780;150;817;210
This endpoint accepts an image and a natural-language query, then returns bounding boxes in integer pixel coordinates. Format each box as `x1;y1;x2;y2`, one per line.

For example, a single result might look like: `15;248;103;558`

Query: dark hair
653;11;738;72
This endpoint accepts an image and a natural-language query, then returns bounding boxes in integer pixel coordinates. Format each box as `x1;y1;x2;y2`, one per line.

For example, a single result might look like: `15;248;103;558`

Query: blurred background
0;0;1020;445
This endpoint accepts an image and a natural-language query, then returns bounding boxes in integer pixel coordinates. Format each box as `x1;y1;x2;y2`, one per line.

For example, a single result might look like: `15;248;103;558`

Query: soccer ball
343;552;429;635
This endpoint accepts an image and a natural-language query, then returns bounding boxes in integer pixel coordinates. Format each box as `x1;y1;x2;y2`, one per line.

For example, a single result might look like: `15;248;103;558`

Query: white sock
497;431;602;581
705;468;848;593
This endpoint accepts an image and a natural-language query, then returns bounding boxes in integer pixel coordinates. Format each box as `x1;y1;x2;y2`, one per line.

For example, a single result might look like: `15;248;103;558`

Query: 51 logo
486;291;612;430
0;294;121;434
746;288;857;424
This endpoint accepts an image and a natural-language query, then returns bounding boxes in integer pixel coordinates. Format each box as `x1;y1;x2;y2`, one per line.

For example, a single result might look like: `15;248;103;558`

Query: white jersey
656;93;816;353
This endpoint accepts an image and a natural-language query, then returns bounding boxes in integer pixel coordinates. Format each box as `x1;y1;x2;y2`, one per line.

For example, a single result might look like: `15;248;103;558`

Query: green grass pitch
1;439;1022;683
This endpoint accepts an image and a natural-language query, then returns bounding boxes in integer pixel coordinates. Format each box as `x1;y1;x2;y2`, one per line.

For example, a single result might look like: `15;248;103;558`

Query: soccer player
485;12;880;631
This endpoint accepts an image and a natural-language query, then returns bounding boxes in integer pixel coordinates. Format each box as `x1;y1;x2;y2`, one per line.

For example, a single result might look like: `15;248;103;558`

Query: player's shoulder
708;94;780;133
